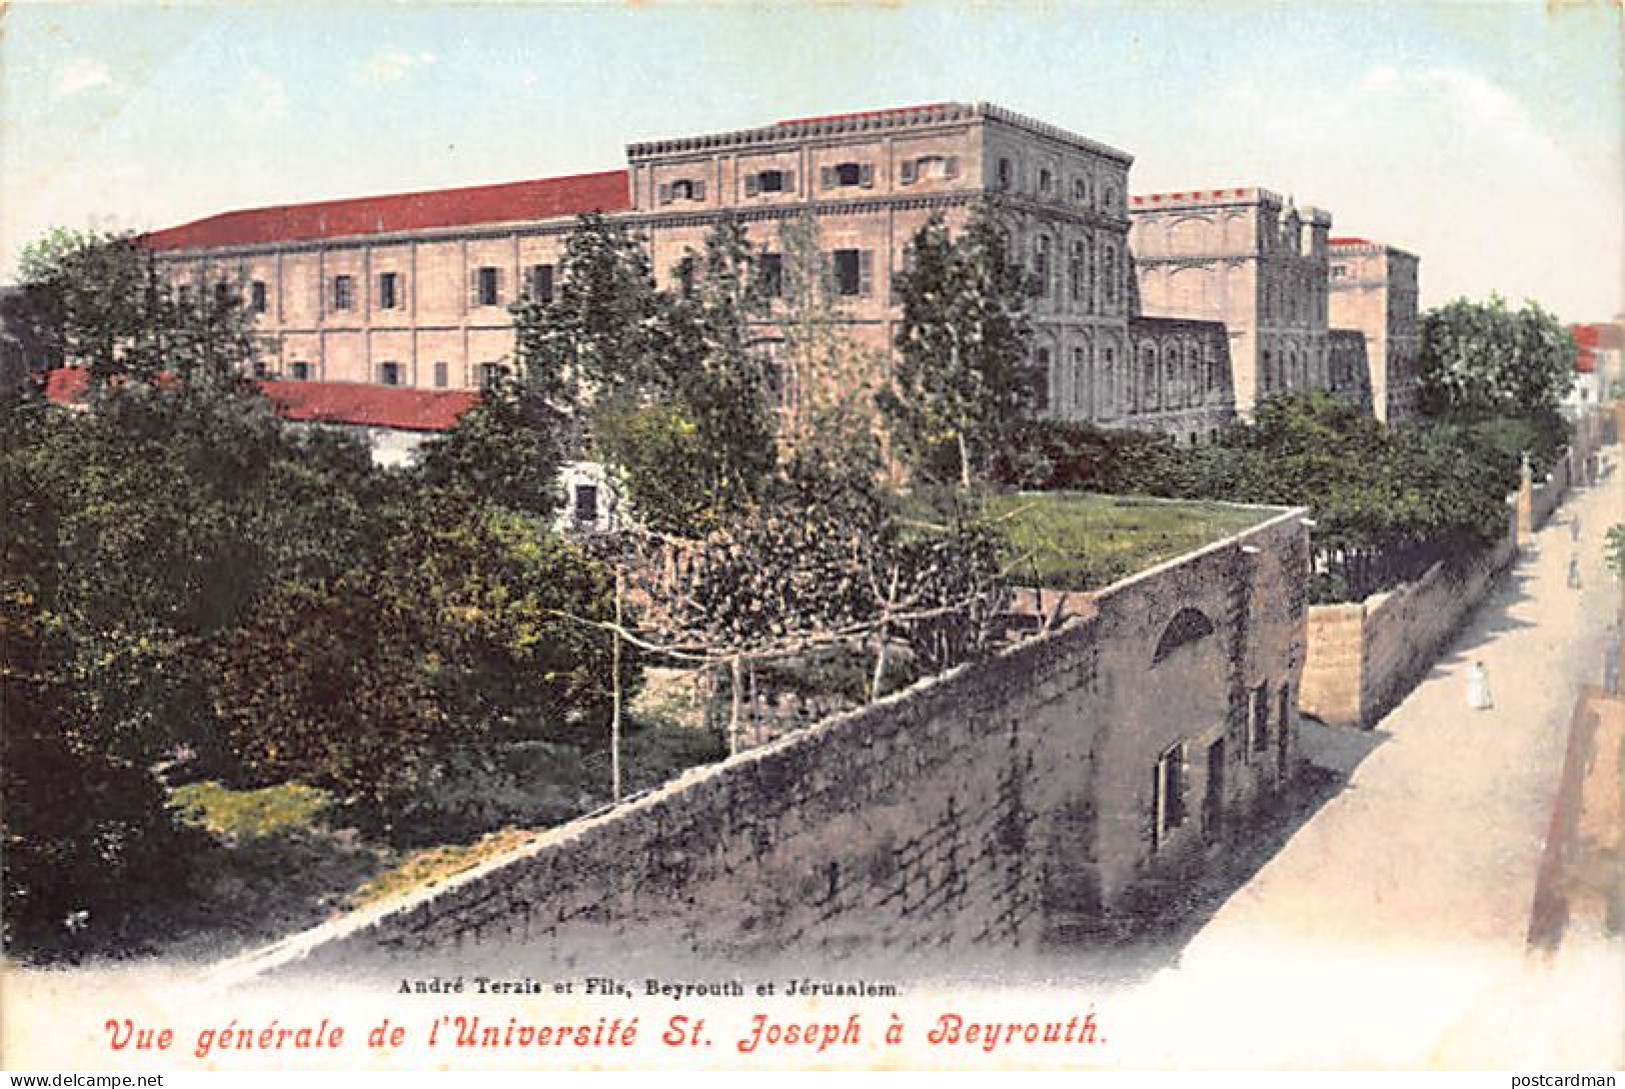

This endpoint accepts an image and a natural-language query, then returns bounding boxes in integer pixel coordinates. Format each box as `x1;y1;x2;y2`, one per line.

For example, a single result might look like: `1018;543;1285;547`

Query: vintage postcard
1;0;1622;1074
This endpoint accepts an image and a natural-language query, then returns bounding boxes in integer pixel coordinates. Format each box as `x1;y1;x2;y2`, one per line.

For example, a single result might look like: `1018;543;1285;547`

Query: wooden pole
611;567;623;802
729;654;743;757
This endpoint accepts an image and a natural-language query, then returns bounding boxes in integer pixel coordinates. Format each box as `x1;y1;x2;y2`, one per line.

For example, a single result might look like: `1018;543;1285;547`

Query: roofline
627;101;1133;166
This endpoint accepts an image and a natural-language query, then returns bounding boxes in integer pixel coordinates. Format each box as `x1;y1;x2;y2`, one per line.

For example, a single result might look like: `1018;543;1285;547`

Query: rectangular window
997;158;1012;191
1250;684;1270;754
752;169;787;194
1033;348;1051;412
251;360;268;380
573;483;599;526
377;361;402;387
525;263;555;303
1154;742;1187;848
250;280;268;314
478;362;504;390
378;271;400;310
1068;242;1083;304
824;162;872;189
290;361;311;381
433;361;448;388
831;249;870;297
757;253;784;299
331;275;354;311
476;267;500;307
1035;236;1052;299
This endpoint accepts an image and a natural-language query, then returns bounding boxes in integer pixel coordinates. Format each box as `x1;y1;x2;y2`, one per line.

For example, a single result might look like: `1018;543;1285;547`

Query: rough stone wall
1300;514;1517;728
1299;603;1365;726
236;509;1308;982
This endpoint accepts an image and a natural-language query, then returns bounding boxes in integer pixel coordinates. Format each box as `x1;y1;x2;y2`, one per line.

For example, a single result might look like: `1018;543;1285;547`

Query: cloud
356;46;436;86
52;57;113;98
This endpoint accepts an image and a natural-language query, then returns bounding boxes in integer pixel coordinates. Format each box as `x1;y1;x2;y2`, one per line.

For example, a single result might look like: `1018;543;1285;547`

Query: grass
170;780;330;839
914;490;1278;591
349;828;540;908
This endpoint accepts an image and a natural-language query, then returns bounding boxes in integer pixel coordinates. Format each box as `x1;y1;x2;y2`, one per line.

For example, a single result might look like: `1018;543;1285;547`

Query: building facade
1327;238;1421;423
1128;188;1343;419
142;102;1238;440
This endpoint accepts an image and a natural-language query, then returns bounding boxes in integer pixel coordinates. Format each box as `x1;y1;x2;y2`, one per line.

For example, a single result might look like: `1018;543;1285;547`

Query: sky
2;2;1621;322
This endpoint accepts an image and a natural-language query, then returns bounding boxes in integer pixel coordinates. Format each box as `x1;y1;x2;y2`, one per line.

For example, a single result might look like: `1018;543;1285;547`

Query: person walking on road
1466;660;1493;710
1568;554;1583;590
1571;514;1582;543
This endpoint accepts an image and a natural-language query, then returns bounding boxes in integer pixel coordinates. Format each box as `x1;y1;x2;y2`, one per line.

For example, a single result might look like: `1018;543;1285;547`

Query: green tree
881;207;1035;488
415;373;562;517
1416;295;1577;421
15;228;262;390
518;215;778;535
772;213;888;468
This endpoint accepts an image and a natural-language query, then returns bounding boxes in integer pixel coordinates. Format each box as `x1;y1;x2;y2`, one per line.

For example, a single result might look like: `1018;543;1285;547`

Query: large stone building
1327;237;1421;423
141;102;1234;442
141;102;1413;441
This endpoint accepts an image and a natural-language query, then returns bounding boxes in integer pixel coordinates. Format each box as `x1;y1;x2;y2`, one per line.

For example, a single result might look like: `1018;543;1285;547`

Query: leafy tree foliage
16;228;260;389
1417;295;1576;421
514;214;777;536
2;227;630;956
881;207;1035;488
996;392;1519;601
772;213;889;468
415;374;562;517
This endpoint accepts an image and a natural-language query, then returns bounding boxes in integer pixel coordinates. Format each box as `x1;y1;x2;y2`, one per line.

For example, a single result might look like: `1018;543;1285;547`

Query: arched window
1153;607;1216;665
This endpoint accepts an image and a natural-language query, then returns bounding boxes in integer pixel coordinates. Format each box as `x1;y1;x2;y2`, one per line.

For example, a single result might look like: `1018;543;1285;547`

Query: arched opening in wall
1152;607;1216;666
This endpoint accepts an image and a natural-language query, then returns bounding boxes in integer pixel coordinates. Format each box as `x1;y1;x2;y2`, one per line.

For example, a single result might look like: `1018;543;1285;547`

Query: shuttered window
472;266;503;307
378;271;400;310
830;249;871;297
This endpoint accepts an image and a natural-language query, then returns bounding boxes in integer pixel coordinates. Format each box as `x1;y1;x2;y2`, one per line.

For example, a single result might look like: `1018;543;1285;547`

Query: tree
415;373;563;517
772;213;888;468
881;207;1035;488
517;215;778;536
15;228;261;390
212;495;626;837
1416;296;1577;422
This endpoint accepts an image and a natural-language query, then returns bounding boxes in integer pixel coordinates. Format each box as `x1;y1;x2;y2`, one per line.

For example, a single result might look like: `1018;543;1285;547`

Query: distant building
139;102;1417;441
1127;189;1415;424
1327;238;1421;424
43;366;475;467
138;102;1234;441
1568;322;1624;415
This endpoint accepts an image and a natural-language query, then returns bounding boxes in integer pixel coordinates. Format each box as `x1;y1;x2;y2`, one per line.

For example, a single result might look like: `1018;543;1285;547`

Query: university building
1127;188;1419;423
141;101;1413;442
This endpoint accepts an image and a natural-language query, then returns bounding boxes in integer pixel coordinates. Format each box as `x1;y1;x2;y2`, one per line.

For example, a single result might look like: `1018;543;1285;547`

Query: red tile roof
43;368;478;432
1329;237;1373;246
139;170;631;252
266;379;478;432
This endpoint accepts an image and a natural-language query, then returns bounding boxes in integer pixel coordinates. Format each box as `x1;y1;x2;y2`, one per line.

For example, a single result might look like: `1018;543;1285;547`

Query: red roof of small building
1329;237;1372;246
139;169;631;252
266;380;478;432
42;367;478;432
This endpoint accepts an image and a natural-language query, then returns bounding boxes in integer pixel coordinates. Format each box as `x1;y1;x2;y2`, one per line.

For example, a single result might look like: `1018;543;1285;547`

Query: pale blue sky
3;2;1620;320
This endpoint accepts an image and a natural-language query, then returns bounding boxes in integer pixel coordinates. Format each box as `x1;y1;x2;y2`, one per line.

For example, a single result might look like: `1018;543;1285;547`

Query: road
1103;452;1625;1068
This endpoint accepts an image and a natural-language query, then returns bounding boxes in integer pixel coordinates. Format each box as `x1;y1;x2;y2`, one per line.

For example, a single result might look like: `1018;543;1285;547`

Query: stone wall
1300;515;1517;729
223;508;1310;983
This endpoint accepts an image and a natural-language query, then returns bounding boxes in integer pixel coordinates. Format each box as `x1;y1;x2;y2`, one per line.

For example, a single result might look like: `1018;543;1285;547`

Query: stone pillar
1517;454;1535;546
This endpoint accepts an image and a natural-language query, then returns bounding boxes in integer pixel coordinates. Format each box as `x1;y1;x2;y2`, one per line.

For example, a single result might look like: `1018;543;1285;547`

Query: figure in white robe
1466;660;1493;710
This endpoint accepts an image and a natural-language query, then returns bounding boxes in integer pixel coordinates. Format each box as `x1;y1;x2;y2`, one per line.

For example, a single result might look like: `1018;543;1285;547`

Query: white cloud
356;46;436;86
52;57;113;99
